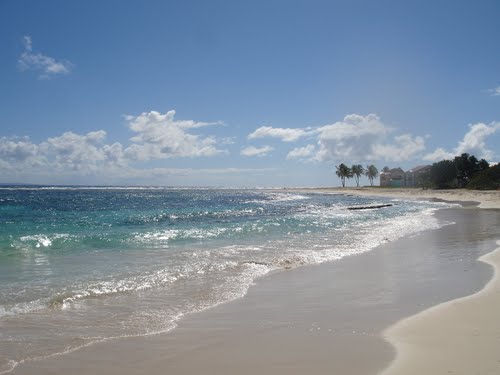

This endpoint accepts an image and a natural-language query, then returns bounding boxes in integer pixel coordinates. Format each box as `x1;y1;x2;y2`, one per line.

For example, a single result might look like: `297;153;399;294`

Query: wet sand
12;207;500;375
382;243;500;375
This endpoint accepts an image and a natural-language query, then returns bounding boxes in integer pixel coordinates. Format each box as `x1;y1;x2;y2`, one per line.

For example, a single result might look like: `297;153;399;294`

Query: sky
1;0;499;187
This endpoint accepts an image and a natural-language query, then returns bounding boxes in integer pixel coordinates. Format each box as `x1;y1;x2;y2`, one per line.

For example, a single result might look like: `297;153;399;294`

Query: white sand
382;242;500;375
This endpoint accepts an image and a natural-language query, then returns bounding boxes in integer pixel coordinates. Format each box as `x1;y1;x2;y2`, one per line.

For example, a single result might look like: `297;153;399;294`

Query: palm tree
365;165;379;186
335;163;352;187
351;164;365;187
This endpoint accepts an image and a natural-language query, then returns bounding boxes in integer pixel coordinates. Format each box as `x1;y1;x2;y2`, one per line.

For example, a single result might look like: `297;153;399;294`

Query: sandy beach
299;187;500;373
382;242;500;375
10;190;500;375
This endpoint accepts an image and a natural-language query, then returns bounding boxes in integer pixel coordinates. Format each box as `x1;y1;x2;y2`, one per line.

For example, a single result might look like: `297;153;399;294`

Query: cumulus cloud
422;147;454;162
372;134;426;162
424;122;500;161
240;145;273;157
123;110;225;160
18;36;72;79
455;122;500;159
245;114;427;163
248;126;312;142
314;114;388;162
286;144;316;160
0;110;228;180
312;114;424;162
41;131;125;172
0;136;44;169
0;130;128;175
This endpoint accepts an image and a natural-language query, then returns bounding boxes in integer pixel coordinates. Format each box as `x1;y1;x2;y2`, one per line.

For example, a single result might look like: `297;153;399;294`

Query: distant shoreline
283;187;500;209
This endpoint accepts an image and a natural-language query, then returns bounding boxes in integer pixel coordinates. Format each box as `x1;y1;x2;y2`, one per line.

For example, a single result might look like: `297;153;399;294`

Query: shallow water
0;187;451;373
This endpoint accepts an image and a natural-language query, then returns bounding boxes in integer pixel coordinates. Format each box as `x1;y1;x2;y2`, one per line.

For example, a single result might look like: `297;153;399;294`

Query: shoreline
382;242;500;375
285;187;500;209
11;205;500;375
316;187;500;374
294;187;500;374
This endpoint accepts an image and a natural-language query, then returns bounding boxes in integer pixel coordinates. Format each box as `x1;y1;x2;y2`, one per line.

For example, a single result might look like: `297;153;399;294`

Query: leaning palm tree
335;163;352;187
351;164;365;187
365;164;379;186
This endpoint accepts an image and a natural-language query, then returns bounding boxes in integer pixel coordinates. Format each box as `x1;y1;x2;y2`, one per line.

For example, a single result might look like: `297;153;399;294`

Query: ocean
0;187;451;373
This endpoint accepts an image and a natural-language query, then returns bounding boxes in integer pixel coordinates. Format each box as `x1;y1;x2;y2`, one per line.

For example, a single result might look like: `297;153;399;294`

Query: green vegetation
453;153;489;187
365;165;378;186
428;153;496;190
351;164;365;187
335;163;378;187
334;155;497;190
467;163;500;190
429;160;456;189
335;163;352;187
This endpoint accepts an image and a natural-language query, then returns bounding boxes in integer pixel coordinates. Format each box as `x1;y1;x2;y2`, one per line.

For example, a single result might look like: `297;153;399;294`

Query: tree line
335;164;378;187
429;153;499;190
335;153;499;190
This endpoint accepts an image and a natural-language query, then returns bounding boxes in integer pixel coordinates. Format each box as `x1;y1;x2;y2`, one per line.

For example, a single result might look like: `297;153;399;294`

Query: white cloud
240;145;273;157
455;122;500;159
286;144;316;160
313;114;423;162
0;110;228;180
245;114;426;163
314;114;387;162
372;134;426;162
123;110;226;161
0;136;43;168
248;126;311;142
0;131;122;175
39;130;129;173
424;122;500;161
489;86;500;96
18;36;72;79
423;147;454;162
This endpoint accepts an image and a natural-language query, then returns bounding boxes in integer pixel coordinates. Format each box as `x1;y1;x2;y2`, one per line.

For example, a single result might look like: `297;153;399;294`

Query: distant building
380;165;431;187
380;167;405;187
405;165;431;187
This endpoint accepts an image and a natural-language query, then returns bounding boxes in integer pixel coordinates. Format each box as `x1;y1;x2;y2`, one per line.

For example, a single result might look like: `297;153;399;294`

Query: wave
122;207;264;226
244;192;311;204
0;191;454;374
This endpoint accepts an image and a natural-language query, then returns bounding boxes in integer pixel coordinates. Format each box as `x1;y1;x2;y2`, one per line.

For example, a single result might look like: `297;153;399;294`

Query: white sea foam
18;233;71;249
243;192;310;204
0;191;454;373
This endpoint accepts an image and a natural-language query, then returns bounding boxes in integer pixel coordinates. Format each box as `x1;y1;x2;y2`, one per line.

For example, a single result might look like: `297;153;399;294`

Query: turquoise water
0;187;450;373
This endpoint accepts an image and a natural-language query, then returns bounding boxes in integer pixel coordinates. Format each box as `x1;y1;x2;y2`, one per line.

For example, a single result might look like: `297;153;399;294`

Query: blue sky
1;0;499;187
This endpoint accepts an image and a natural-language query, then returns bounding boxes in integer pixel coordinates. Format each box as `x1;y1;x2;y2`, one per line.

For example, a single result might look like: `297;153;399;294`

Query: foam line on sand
381;241;500;375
